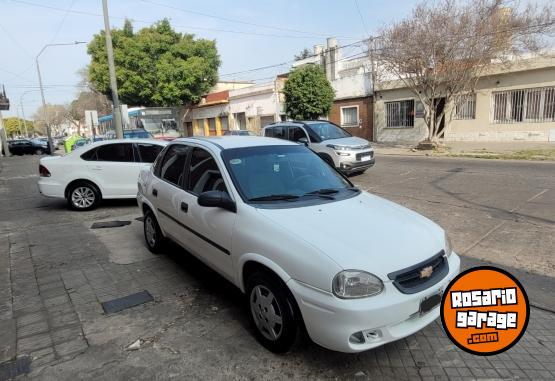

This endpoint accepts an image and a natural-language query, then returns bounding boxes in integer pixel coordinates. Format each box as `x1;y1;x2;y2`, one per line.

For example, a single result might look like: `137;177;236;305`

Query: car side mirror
298;137;309;146
197;190;237;213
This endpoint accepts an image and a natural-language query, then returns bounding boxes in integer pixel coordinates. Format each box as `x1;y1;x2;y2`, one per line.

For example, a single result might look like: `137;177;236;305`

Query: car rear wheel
246;272;298;353
35;148;44;155
143;209;166;254
67;181;100;211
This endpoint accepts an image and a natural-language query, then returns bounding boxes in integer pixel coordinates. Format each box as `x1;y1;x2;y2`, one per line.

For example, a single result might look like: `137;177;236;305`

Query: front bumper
338;158;375;174
287;252;461;353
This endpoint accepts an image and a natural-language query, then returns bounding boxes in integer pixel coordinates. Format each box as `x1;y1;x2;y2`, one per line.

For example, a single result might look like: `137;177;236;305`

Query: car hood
321;136;371;149
255;192;445;280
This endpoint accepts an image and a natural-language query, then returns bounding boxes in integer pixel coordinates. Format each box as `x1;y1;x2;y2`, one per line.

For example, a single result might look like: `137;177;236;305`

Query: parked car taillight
39;164;51;177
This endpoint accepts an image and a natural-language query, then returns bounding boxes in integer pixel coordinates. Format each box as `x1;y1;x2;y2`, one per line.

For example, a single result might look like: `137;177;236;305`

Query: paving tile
17;333;52;353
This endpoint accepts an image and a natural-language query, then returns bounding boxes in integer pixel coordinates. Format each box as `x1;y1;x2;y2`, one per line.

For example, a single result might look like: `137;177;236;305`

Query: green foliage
87;19;221;107
2;117;34;137
283;65;335;120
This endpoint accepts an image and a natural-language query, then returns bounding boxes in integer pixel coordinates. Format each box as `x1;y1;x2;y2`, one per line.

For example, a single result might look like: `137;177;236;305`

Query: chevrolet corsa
137;136;460;353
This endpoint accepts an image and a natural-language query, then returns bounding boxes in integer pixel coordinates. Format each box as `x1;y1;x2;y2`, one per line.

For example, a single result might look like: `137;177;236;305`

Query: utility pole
0;85;10;156
102;0;123;139
20;104;29;137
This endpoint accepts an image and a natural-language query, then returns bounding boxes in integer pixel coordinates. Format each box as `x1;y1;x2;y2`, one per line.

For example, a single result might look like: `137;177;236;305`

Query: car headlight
444;231;453;257
332;270;384;299
326;144;351;151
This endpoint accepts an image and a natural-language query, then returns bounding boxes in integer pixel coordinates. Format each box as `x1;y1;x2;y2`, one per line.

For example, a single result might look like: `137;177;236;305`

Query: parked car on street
104;129;154;140
137;136;460;353
262;121;375;175
223;130;257;136
7;138;51;155
38;139;167;210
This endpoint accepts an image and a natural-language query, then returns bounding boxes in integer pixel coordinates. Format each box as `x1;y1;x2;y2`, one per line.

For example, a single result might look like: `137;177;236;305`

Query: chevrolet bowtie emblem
420;266;433;279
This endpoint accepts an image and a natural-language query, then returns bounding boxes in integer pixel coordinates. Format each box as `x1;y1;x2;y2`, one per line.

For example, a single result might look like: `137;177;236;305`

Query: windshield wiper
306;188;341;195
248;194;300;202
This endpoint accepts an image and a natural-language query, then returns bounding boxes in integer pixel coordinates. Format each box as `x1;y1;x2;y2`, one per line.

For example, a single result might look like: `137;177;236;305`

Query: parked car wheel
143;209;166;254
35;148;44;155
66;181;101;211
246;272;299;353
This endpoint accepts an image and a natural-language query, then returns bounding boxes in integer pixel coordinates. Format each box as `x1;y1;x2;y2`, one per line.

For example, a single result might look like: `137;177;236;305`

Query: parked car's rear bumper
38;179;64;198
287;252;460;353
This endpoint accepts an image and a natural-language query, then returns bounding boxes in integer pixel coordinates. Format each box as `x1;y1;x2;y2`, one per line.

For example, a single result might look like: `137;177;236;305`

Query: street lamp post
36;41;86;154
18;91;35;138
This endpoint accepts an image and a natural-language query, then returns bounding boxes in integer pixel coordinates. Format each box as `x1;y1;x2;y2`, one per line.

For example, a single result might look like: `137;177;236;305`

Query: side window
288;126;307;142
273;126;286;140
96;143;134;162
136;143;163;163
80;148;98;161
187;148;227;195
153;146;169;177
263;127;274;137
160;145;189;186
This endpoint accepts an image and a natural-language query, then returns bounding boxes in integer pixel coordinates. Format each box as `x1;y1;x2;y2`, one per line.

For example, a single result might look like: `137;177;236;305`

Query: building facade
374;56;555;143
293;38;375;141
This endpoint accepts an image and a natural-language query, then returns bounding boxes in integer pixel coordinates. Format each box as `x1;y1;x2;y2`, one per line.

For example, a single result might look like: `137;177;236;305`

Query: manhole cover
91;220;131;229
101;290;154;314
0;357;31;381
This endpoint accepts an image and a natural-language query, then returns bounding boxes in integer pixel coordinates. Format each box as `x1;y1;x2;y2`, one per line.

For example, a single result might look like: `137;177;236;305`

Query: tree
374;0;554;144
87;19;220;107
2;117;34;137
33;104;72;135
283;65;335;120
294;47;312;61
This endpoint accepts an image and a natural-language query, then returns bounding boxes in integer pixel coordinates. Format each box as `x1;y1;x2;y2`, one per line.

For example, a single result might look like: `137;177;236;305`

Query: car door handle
152;188;158;197
180;202;188;212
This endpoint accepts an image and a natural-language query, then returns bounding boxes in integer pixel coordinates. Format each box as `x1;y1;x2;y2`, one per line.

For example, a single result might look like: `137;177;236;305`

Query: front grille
388;251;448;294
355;151;374;161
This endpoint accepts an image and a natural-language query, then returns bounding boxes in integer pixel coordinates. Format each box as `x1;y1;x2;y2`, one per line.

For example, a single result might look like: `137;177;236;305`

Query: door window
288;126;307;142
187;148;227;195
159;145;189;186
263;127;274;137
136;143;164;163
96;143;135;162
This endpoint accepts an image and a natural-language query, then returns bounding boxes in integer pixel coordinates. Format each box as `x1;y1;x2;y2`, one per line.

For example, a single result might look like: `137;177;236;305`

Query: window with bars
492;86;555;124
340;106;359;127
454;94;476;119
385;100;414;128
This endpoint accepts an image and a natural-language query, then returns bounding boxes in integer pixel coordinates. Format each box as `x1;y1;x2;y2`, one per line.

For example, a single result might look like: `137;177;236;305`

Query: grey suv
262;121;374;174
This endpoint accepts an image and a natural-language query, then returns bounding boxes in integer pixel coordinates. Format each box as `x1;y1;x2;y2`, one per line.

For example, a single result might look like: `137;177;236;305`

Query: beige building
374;55;555;143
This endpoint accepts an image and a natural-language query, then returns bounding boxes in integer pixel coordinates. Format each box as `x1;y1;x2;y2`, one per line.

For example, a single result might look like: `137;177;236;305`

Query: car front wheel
246;272;298;353
67;181;101;211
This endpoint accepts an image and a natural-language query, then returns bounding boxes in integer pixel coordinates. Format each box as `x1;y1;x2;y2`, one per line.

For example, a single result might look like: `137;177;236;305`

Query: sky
0;0;420;119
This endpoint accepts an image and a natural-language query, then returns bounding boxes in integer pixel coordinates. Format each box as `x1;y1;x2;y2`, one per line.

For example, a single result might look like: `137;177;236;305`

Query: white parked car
38;139;167;210
137;136;460;353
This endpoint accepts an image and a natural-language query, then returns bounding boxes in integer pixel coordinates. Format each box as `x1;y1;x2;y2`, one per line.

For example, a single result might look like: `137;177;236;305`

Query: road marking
462;189;549;255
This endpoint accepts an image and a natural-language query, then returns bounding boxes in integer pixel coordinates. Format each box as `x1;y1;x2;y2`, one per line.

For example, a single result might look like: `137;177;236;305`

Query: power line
9;0;337;40
353;0;370;37
220;38;370;77
49;0;77;44
140;0;356;39
0;21;34;58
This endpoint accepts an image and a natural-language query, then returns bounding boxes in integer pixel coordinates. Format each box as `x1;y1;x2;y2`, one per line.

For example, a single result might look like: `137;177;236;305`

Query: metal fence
385;100;414;128
454;94;476;120
492;86;555;124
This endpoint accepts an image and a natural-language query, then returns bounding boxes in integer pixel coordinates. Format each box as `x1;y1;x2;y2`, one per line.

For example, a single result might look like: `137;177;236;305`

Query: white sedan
137;136;460;353
38;139;167;210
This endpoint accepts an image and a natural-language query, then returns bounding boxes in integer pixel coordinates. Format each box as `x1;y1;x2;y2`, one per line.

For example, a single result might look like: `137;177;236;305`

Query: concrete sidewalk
373;141;555;160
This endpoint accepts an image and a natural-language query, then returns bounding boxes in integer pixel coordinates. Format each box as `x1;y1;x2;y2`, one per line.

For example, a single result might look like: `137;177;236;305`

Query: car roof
172;136;298;150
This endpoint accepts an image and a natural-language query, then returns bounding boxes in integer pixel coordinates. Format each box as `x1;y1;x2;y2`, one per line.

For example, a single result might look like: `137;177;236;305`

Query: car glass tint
187;148;228;195
160;145;188;186
273;126;286;140
96;143;134;162
137;144;163;163
288;126;307;142
80;148;98;161
264;127;274;137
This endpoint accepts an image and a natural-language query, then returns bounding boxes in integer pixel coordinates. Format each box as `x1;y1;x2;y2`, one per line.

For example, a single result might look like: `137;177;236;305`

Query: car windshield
221;145;353;203
305;122;351;142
